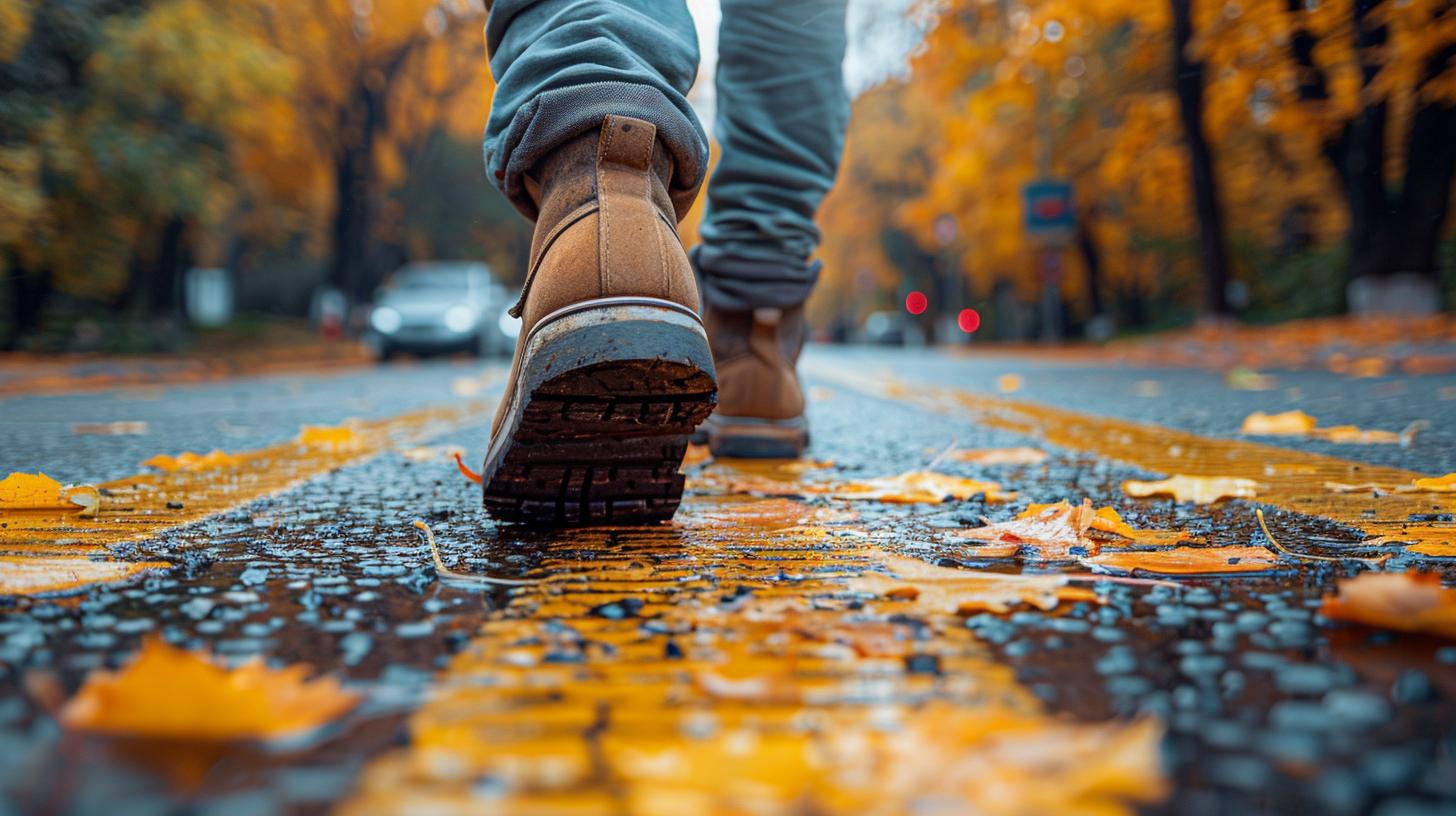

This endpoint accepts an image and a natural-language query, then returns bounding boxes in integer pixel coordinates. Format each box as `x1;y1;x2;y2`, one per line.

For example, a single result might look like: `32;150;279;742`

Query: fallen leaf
297;425;360;450
143;450;240;472
1320;572;1456;639
1123;474;1260;504
1346;356;1391;378
61;638;359;740
1413;473;1456;493
453;452;483;485
830;471;1014;504
950;447;1048;466
688;498;857;529
997;374;1023;393
70;421;149;436
0;556;169;596
1239;410;1318;435
954;500;1179;561
1225;368;1278;391
682;443;712;467
849;554;1096;614
1081;546;1278;575
0;472;93;513
399;444;465;463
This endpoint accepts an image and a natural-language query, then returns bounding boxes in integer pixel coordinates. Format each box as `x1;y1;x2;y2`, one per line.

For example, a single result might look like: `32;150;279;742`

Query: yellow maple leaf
1123;474;1260;504
848;554;1095;614
829;471;1014;504
1239;410;1317;435
61;638;359;741
0;472;93;513
1081;546;1278;576
1320;572;1456;639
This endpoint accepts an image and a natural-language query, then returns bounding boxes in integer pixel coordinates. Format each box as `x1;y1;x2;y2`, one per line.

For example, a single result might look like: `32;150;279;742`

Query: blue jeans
484;0;849;310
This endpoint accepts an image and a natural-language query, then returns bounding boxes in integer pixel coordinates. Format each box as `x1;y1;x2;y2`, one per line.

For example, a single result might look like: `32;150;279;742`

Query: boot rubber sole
703;413;809;459
482;297;717;525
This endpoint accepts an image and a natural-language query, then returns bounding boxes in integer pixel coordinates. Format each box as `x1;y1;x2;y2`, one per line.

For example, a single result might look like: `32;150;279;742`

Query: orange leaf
849;554;1096;614
453;452;484;485
830;471;1014;504
1081;546;1278;575
950;447;1048;465
1123;474;1260;504
0;556;169;596
0;472;93;513
1320;572;1456;639
297;425;360;450
1239;410;1317;435
61;638;359;741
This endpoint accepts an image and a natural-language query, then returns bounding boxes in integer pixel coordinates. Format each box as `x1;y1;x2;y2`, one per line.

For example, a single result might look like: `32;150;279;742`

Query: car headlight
444;305;477;333
498;310;521;339
371;306;402;334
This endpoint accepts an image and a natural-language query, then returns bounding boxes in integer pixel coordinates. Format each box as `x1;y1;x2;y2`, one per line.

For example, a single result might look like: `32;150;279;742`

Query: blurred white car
365;262;519;359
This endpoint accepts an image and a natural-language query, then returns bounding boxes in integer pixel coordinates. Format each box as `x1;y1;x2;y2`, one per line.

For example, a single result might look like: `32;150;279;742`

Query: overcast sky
684;0;931;133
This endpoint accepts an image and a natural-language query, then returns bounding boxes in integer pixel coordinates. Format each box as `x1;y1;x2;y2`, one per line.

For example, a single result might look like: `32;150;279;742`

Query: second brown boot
700;302;809;458
480;116;717;525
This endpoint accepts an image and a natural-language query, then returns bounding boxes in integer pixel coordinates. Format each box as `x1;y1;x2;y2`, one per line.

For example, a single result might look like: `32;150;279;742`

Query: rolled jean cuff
692;245;820;311
487;81;707;221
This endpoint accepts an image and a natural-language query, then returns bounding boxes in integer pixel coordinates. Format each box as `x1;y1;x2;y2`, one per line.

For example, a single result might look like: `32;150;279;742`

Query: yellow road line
810;365;1456;558
0;400;493;596
341;482;1165;814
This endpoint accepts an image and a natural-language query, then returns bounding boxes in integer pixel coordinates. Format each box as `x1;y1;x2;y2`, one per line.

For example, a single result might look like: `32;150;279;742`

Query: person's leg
479;1;719;524
484;0;708;219
696;0;849;457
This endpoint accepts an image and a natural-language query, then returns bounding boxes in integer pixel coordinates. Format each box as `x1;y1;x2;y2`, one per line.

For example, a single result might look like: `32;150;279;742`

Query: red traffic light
905;291;928;315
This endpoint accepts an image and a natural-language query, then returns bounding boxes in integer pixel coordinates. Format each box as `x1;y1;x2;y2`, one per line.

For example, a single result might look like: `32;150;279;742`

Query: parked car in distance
365;262;519;359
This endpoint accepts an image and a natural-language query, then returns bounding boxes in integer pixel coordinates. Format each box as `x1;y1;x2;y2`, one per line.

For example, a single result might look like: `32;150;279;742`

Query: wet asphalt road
1;346;1455;815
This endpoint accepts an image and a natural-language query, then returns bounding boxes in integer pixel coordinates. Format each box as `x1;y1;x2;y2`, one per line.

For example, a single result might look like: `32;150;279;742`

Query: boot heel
482;297;717;525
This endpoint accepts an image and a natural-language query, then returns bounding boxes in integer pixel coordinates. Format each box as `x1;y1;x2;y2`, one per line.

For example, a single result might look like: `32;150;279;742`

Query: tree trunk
1076;207;1105;317
3;254;52;351
150;216;191;319
327;85;384;310
1170;0;1232;316
1388;34;1456;280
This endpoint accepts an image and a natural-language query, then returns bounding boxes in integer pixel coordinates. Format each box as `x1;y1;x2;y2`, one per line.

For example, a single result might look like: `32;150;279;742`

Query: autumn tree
0;0;290;348
246;0;493;307
1196;0;1456;292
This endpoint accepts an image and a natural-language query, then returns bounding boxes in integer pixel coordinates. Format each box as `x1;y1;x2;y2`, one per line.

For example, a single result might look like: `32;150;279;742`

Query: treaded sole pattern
704;414;810;459
483;360;716;525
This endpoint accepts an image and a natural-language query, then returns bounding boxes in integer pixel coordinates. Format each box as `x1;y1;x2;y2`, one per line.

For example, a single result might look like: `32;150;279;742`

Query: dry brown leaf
830;471;1014;504
1320;572;1456;639
61;638;359;741
1123;474;1260;504
0;556;169;596
848;554;1096;614
1080;546;1278;576
1239;410;1317;435
950;447;1048;465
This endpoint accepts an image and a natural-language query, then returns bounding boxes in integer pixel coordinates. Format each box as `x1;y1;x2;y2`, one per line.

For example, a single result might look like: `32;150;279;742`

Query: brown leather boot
481;116;717;525
700;302;809;458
